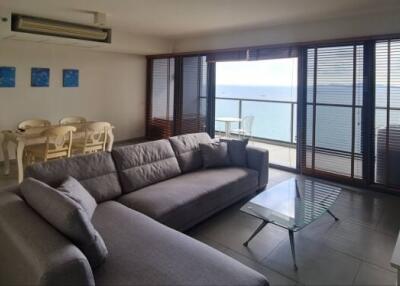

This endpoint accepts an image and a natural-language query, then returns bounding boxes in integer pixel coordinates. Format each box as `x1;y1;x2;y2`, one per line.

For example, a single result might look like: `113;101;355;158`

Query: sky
216;58;298;87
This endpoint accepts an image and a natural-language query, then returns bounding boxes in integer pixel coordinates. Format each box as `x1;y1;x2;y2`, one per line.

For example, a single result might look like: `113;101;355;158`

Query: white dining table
215;117;241;138
1;122;114;183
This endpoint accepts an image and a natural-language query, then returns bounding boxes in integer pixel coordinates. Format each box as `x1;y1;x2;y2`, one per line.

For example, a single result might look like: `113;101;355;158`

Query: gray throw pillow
199;142;230;168
221;138;249;167
58;176;97;218
20;178;108;269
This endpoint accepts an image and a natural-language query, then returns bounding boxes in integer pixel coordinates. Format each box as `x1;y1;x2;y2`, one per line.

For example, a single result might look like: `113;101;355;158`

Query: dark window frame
146;32;400;194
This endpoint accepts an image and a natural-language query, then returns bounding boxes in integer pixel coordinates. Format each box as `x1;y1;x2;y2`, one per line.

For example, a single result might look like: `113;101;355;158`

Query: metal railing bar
214;97;296;104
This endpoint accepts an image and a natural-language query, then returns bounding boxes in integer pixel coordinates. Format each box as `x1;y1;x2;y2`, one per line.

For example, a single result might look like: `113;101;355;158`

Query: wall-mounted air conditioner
0;12;111;47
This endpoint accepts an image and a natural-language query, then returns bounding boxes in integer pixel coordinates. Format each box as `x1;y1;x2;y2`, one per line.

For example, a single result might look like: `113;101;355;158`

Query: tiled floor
187;169;399;286
1;162;398;285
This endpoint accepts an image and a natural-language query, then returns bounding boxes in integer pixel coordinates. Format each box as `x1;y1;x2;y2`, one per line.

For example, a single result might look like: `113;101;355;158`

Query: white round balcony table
215;117;241;138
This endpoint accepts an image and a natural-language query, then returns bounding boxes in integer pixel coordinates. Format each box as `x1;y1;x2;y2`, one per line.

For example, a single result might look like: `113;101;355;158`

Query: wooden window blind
147;56;210;139
176;56;209;134
147;58;175;139
303;44;364;180
375;39;400;188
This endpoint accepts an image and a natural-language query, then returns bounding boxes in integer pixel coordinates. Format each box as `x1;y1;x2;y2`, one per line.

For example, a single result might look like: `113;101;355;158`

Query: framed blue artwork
0;66;16;88
31;68;50;87
63;69;79;87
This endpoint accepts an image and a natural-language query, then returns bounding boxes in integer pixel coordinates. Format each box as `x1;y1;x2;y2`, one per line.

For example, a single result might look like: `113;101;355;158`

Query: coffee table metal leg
243;220;268;247
327;209;339;221
289;230;298;271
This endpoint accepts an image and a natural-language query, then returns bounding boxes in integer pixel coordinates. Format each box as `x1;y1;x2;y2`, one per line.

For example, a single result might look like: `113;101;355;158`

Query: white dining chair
18;119;51;130
71;122;111;155
24;125;77;164
59;116;87;125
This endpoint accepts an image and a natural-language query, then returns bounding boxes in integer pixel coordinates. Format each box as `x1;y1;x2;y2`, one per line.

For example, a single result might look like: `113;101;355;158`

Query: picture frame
31;68;50;87
63;69;79;87
0;66;16;88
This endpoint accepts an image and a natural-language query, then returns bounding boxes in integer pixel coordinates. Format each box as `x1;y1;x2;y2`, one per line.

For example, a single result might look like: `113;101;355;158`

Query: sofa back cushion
20;178;108;269
199;142;231;168
112;139;181;193
25;152;122;203
220;138;249;167
169;132;212;173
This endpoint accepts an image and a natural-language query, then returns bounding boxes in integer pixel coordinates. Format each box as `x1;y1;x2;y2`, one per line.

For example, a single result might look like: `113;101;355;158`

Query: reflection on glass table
240;177;341;270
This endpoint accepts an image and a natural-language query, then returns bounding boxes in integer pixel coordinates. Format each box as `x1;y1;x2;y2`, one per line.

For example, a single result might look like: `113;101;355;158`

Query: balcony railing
215;97;297;145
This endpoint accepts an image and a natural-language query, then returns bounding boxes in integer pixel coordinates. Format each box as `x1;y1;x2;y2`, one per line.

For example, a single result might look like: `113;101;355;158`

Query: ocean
215;84;400;152
215;84;298;143
214;84;399;152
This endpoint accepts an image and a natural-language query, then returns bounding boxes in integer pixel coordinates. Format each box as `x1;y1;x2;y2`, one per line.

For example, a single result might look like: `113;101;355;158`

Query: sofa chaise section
92;201;268;286
0;189;95;286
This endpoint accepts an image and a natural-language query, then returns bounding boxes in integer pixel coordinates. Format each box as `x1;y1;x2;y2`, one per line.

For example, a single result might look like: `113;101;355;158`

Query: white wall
173;9;400;52
0;39;147;160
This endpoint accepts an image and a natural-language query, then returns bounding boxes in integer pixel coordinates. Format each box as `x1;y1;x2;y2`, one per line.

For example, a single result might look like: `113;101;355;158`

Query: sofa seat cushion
92;201;268;286
25;152;121;203
112;139;181;193
118;167;259;230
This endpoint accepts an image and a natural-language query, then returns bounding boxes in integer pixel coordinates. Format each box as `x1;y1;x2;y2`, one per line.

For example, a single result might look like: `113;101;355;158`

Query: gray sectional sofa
0;133;269;286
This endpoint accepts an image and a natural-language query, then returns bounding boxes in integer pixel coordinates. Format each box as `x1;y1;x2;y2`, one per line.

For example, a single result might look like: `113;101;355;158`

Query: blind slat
147;56;209;139
375;40;400;187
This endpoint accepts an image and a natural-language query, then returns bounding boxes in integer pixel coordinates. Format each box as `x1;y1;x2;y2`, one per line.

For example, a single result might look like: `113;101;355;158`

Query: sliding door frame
299;41;368;186
362;40;376;186
206;62;216;137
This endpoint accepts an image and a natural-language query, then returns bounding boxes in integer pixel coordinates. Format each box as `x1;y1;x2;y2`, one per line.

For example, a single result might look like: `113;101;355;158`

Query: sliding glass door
146;37;400;191
302;44;365;181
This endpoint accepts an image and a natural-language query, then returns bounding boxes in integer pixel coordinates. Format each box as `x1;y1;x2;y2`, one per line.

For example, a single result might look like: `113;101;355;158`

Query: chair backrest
59;116;87;125
18;119;51;130
41;126;77;161
82;122;111;153
241;116;254;134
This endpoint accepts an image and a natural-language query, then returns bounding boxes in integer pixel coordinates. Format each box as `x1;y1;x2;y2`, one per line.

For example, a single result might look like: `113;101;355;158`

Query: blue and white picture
63;69;79;87
31;68;50;87
0;67;16;88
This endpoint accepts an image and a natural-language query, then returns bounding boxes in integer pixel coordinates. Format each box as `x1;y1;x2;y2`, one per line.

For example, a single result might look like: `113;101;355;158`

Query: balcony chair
59;116;87;125
231;115;254;139
18;119;51;130
72;121;111;155
24;126;76;165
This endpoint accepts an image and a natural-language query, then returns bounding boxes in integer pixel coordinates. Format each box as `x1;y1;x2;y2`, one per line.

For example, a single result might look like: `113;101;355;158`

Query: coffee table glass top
240;178;342;231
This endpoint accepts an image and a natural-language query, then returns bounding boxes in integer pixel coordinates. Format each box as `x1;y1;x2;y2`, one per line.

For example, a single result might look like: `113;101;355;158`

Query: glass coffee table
241;177;342;270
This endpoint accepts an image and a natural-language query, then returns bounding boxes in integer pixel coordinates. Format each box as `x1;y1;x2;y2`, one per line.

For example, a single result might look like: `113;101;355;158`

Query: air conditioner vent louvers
11;14;111;43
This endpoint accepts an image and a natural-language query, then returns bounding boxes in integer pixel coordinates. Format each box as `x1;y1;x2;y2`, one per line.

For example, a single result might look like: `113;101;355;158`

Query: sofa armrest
0;191;95;286
246;146;269;189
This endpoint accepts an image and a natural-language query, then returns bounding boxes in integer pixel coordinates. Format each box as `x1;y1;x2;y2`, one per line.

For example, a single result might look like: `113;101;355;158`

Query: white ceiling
1;0;400;39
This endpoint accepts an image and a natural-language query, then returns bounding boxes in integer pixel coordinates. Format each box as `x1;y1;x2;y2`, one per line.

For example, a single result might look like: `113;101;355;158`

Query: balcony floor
216;132;297;169
248;140;296;169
